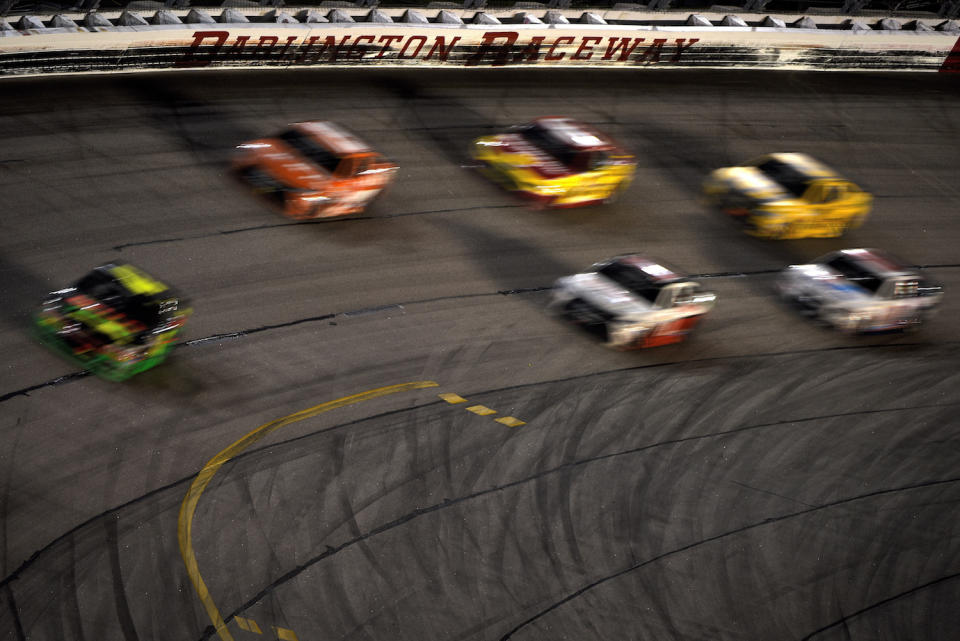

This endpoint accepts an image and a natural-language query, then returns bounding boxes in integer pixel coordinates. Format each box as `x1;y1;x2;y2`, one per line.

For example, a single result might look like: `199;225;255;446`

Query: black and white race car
549;255;717;349
777;248;943;333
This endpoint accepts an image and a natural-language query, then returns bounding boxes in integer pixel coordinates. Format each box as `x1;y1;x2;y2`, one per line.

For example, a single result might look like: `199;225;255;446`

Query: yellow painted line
438;393;468;404
466;405;497;416
494;416;526;428
178;381;439;641
235;617;262;634
274;627;300;641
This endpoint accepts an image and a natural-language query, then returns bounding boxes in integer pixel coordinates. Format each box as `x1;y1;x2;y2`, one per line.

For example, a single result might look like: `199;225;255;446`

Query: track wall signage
1;23;958;75
175;29;703;67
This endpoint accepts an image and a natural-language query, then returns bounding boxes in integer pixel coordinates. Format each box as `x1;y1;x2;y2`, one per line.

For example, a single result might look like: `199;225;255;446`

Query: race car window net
892;281;919;298
598;262;663;305
278;129;340;174
812;186;842;203
754;159;808;199
672;285;698;305
587;152;611;171
825;256;883;293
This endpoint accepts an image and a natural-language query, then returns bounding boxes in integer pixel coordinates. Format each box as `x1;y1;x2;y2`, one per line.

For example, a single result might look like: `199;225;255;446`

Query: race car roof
609;255;685;283
837;248;914;278
532;117;616;152
295;121;372;156
592;255;689;305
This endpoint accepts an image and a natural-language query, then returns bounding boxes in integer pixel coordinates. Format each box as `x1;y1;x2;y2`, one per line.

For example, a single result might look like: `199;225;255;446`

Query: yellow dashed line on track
274;627;300;641
235;617;262;634
178;381;440;641
439;393;526;427
466;404;497;416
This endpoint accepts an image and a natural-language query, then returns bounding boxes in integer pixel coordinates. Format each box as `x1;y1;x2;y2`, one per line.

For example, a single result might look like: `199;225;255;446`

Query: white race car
550;255;717;349
777;248;943;333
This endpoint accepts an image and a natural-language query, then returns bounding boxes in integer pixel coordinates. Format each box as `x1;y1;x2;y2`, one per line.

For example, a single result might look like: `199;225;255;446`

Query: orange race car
233;121;397;219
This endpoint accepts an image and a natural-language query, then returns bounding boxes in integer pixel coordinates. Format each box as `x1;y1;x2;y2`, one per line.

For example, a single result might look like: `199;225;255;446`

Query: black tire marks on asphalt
4;362;958;640
498;476;960;640
798;572;960;640
198;396;960;641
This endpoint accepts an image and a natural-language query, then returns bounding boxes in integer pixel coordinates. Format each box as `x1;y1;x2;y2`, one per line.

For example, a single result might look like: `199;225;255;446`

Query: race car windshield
754;159;808;198
76;271;131;308
598;262;664;304
277;130;341;174
519;125;580;169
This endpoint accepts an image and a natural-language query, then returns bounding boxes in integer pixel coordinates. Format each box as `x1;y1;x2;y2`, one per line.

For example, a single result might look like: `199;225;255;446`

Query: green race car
35;263;191;381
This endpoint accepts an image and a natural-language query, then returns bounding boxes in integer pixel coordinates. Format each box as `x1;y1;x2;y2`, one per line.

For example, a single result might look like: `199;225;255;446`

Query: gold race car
703;153;872;239
472;117;636;208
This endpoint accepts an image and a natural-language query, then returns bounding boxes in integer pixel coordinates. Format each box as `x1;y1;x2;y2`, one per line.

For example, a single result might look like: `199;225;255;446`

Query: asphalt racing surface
1;68;959;641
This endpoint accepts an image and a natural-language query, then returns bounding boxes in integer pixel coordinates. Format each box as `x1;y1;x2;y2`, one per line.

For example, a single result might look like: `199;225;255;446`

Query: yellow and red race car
471;116;636;208
233;121;397;220
703;152;872;239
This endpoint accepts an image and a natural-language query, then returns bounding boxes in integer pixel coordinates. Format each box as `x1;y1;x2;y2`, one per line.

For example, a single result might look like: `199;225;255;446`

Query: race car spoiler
1;7;959;76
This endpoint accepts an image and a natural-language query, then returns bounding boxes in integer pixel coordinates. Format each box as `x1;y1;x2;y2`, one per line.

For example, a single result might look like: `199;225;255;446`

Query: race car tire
846;213;866;231
769;221;792;240
603;183;627;205
794;294;823;318
902;313;925;333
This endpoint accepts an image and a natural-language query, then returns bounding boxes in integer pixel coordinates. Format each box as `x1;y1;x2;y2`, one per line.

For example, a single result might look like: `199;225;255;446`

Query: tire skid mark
800;572;960;641
0;473;192;589
105;517;141;641
336;472;401;595
3;583;27;641
62;537;86;641
498;477;960;641
3;386;956;628
195;399;960;641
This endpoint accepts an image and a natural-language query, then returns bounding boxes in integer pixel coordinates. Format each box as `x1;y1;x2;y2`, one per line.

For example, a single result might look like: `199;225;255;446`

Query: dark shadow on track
0;253;54;330
120;76;261;165
379;75;502;168
433;216;573;308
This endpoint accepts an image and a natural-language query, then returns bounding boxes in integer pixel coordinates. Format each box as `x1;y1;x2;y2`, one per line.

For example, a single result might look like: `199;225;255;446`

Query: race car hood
712;166;791;203
559;272;654;318
238;139;331;190
478;133;571;179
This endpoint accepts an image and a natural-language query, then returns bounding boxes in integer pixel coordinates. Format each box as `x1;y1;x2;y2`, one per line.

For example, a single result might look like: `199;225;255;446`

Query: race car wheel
603;183;627;204
846;213;866;231
768;221;793;240
795;294;822;318
902;313;925;333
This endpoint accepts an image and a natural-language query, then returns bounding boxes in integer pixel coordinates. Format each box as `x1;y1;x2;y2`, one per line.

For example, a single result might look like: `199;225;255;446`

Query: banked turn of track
0;68;959;641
